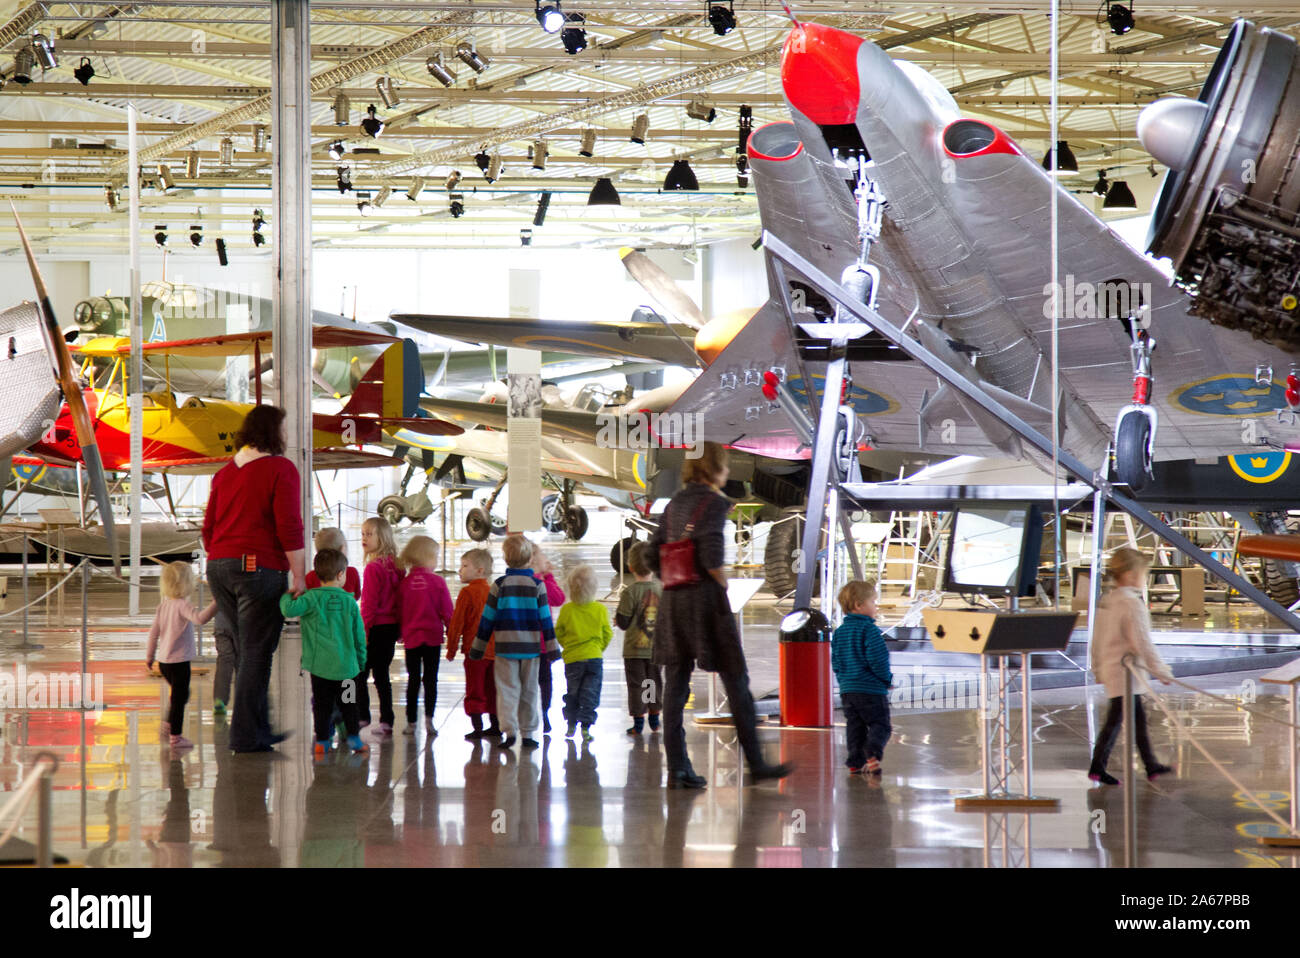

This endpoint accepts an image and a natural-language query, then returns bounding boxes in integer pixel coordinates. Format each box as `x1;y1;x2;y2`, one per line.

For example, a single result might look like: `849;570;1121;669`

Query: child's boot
465;714;483;741
581;725;593;743
347;734;369;754
648;711;661;732
627;716;644;735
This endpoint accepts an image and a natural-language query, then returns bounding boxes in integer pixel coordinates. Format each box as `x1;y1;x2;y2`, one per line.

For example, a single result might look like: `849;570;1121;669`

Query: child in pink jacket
399;535;455;736
146;561;217;752
359;516;403;737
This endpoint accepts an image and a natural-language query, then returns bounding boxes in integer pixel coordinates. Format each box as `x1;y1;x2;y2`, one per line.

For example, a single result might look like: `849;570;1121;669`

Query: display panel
942;505;1042;597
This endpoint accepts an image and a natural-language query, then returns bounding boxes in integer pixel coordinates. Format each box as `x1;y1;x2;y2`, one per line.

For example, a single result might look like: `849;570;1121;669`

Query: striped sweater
468;567;560;661
831;613;893;695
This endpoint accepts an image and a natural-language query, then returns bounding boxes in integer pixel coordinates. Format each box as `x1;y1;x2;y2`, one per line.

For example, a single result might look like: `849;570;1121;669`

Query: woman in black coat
646;442;793;789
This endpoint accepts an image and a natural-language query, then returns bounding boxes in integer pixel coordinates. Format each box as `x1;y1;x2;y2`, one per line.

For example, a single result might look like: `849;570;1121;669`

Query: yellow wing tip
618;246;635;260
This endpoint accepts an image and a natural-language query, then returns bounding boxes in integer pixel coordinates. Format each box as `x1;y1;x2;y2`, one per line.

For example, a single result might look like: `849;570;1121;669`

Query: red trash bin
778;609;833;727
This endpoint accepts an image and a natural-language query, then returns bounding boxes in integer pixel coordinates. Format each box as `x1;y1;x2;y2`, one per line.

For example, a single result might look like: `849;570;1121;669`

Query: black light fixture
686;100;717;123
328;139;346;161
449;193;465;218
73;57;95;85
12;46;33;84
1103;179;1138;210
104;185;119;211
587;177;620;206
189;225;203;247
736;154;749;188
154;225;168;247
561;13;587;54
520;228;533;246
1093;169;1109;196
336;166;352;193
533;191;552;226
357;191;374;216
1106;1;1135;36
252;209;266;247
579;129;597;157
737;104;753;153
445;170;462;191
456;41;489;74
630;114;649;145
215;238;228;266
663;158;699;191
252;232;266;247
360;104;384;138
1147;161;1158;177
1041;140;1079;176
536;0;565;33
708;0;736;37
474;150;491;173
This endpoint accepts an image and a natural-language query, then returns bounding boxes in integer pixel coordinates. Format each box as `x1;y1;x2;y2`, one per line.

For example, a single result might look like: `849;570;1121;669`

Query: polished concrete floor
1;521;1299;868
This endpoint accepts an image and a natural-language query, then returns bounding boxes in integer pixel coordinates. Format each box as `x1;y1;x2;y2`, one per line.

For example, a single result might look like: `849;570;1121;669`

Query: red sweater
306;566;361;599
360;555;402;629
398;568;455;649
202;456;304;571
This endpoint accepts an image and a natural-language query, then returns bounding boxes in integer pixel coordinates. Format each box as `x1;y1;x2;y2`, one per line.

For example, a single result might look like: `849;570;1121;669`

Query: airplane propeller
10;203;120;573
619;247;706;331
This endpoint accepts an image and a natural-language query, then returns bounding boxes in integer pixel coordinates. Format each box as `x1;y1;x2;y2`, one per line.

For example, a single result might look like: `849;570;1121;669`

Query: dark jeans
663;661;766;775
357;623;398;726
624;658;664;716
563;659;603;727
158;661;191;736
842;692;891;768
208;559;287;752
212;629;237;705
539;657;554;725
404;645;441;723
310;674;360;743
1090;695;1160;774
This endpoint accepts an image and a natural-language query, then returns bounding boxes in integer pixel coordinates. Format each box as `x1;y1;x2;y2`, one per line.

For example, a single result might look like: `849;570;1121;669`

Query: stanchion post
1022;650;1033;798
1123;661;1136;867
1292;684;1299;835
80;562;88;682
38;769;52;868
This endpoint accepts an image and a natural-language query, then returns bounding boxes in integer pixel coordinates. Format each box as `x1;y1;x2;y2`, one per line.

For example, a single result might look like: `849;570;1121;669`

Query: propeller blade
10;202;120;572
619;247;706;331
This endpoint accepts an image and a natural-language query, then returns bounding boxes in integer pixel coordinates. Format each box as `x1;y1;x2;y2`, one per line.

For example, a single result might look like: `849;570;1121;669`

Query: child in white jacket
1088;547;1175;785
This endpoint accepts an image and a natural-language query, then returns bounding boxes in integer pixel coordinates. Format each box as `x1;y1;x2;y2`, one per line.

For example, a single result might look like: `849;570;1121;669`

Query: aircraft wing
390;313;699;367
419;396;606;442
132;448;405;475
72;325;400;359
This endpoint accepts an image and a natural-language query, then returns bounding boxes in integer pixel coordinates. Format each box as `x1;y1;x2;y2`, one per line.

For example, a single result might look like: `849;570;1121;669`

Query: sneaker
1088;770;1121;786
626;724;643;736
426;717;436;733
521;738;540;749
1146;764;1174;781
580;726;593;742
212;700;226;716
498;735;516;749
314;740;330;756
865;758;881;776
402;725;415;736
372;723;393;739
847;767;863;775
169;734;193;751
668;769;707;790
347;735;369;754
565;722;577;739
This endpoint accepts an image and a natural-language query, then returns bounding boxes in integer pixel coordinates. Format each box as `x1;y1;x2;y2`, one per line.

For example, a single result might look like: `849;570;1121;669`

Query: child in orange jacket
446;549;498;740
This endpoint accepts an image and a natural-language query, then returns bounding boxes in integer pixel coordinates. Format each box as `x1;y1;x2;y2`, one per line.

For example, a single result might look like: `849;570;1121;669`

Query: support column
272;0;312;534
127;107;142;615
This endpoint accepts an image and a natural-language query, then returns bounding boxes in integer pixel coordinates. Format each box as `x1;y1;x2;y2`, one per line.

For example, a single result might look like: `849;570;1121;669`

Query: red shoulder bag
659;496;713;590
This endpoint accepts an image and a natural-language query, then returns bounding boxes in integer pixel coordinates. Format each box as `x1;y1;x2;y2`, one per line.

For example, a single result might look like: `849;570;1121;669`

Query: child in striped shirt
831;580;892;776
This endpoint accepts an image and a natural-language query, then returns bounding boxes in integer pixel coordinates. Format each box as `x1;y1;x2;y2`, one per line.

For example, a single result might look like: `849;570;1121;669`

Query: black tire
540;494;564;533
1262;557;1300;608
610;536;638;573
764;513;820;597
564;505;589;541
465;507;492;542
1115;412;1152;492
378;495;405;526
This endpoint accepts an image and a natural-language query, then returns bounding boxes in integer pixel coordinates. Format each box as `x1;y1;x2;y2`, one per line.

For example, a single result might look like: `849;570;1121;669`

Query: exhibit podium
923;608;1078;808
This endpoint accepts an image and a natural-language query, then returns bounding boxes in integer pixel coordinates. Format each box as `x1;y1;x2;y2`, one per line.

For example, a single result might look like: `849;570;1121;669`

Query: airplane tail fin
342;338;424;418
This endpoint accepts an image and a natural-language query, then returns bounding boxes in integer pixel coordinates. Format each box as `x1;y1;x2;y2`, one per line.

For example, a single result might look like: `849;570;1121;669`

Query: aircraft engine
1140;19;1300;349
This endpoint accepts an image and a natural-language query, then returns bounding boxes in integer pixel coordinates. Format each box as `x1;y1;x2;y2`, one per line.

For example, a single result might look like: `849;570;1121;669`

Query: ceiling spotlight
253;124;268;153
377;76;401;108
456;41;489;74
708;1;736;37
332;90;350;126
1148;161;1158;177
31;33;56;71
336;166;352;193
587;177;620;206
474;151;491;172
536;0;565;34
445;169;462;190
1041;140;1079;176
104;185;119;210
1106;1;1135;36
12;46;33;84
630;114;649;145
579;128;597;157
186;150;201;179
737;104;753;153
253;232;266;247
360;104;384;138
561;13;588;55
534;192;551;226
373;185;391;208
215;238;228;266
449;193;465;218
426;52;456;87
73;57;95;85
328;140;346;161
686;100;717;123
357;192;374;216
406;176;426;201
1093;169;1109;196
154;226;168;247
157;164;176;191
252;209;266;232
663;158;700;191
189;225;203;247
220;137;234;166
736;154;749;188
486;153;503;183
532;140;548;171
520;228;533;246
1103;179;1138;210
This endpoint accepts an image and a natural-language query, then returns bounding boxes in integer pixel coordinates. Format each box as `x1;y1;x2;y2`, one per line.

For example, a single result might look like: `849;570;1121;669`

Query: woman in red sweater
202;405;307;753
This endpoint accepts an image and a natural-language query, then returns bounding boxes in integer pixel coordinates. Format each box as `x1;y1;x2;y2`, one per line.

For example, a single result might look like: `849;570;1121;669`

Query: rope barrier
0;755;55;851
0;560;91;620
1161;673;1300;732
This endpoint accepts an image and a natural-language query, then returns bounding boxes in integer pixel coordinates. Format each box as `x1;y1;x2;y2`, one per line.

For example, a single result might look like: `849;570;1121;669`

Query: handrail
0;752;58;867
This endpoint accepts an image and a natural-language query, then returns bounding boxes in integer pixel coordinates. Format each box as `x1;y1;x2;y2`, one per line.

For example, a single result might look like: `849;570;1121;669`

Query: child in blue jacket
831;580;892;776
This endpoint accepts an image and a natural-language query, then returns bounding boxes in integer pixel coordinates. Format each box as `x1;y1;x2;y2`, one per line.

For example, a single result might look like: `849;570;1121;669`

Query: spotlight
533;192;551;226
336;166;352;193
630;114;649;145
377;76;401;107
1041;140;1079;176
486;153;503;183
186;150;201;178
520;228;533;246
449;193;465;218
215;238;228;266
104;185;119;211
686;100;716;123
587;177;620;206
532;139;548;171
157;164;176;191
73;57;95;85
535;0;565;34
737;104;753;153
1106;2;1135;36
154;226;168;247
736;154;749;188
751;235;763;250
426;53;456;87
406;176;426;201
1103;179;1138;210
1093;170;1109;196
252;209;266;232
332;90;350;126
31;33;56;71
445;169;462;190
253;124;268;153
373;185;392;209
456;41;489;74
561;13;587;55
579;129;597;157
474;151;491;172
663;158;699;191
328;140;346;161
219;137;234;166
189;225;203;247
1148;162;1158;177
12;46;33;84
253;232;266;247
357;192;374;216
707;1;736;37
360;104;384;138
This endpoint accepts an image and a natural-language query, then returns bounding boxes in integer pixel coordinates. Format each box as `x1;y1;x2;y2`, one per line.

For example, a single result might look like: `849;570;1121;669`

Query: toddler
831;580;892;776
555;564;612;742
446;548;499;740
398;535;454;736
146;561;217;752
358;515;403;737
614;543;663;735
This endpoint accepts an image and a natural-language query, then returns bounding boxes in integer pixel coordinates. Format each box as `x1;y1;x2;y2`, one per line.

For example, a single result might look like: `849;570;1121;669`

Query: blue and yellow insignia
784;374;900;416
1171;375;1288;417
12;462;46;484
1228;451;1291;483
631;452;646;489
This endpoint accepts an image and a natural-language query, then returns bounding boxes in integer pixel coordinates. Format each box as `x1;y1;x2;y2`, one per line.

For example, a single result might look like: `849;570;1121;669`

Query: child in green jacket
555;564;612;742
280;549;369;756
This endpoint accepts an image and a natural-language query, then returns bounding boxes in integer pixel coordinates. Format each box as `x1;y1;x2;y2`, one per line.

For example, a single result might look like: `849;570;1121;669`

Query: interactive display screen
942;506;1041;597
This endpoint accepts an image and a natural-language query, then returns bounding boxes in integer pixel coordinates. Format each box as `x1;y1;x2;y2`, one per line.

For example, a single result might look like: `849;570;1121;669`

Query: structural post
1123;663;1136;867
271;0;312;535
128;106;143;615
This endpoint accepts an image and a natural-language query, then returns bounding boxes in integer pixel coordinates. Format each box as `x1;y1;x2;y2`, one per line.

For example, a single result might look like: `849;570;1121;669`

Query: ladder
877;509;923;597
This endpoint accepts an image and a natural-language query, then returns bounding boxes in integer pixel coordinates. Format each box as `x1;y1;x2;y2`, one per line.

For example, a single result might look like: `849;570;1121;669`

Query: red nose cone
781;23;864;125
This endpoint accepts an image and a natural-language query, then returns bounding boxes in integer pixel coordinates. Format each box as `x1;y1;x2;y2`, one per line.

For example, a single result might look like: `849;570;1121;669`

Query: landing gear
563;504;589;541
610;536;638;573
550;478;587;541
466;472;508;541
1113;327;1157;492
540;494;564;533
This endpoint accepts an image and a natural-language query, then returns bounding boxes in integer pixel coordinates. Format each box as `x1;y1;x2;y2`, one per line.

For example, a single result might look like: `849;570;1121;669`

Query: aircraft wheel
564;505;589;541
378;496;405;526
465;507;492;542
1115;412;1152;492
610;536;638;573
764;512;821;597
1262;557;1300;607
490;512;509;536
541;494;564;533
